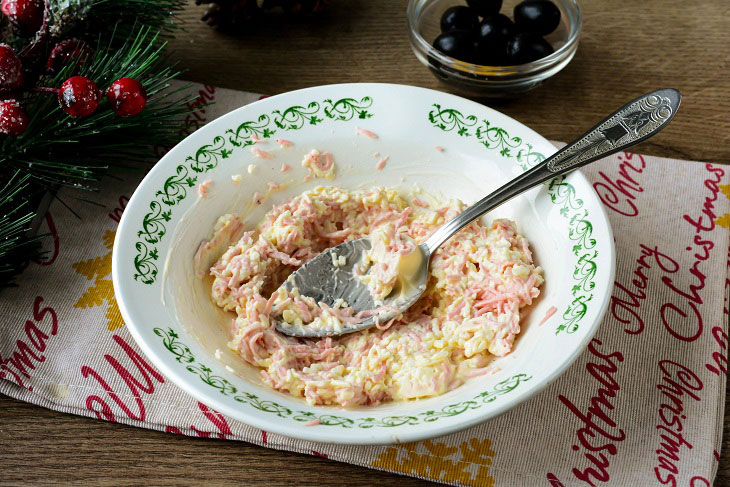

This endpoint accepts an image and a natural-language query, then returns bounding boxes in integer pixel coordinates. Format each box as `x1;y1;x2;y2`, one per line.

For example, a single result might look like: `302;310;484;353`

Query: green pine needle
1;24;196;188
90;0;185;36
0;171;45;287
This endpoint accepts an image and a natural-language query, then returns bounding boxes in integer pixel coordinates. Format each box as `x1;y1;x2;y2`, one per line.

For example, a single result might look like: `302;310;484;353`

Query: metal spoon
275;88;681;338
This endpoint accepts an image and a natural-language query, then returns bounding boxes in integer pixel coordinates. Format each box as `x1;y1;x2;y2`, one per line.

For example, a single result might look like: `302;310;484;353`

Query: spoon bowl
275;241;430;337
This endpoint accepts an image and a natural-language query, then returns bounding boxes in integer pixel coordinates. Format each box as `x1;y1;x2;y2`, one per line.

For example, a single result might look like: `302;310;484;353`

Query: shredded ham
252;147;272;159
197;180;213;198
540;306;558;326
276;138;294;148
301;149;335;180
412;198;428;208
356;127;378;139
319;152;334;171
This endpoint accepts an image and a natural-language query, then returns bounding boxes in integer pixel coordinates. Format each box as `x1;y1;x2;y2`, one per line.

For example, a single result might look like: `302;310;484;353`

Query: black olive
433;30;477;63
476;14;515;45
506;33;555;64
514;0;561;36
465;0;502;17
440;6;479;33
473;14;515;65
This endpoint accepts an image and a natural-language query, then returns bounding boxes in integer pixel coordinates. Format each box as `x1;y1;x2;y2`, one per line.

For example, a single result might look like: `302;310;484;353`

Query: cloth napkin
1;82;728;487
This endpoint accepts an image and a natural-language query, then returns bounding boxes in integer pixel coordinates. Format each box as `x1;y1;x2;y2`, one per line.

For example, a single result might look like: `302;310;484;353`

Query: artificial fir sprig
78;0;185;37
3;25;193;187
2;0;185;55
0;170;44;286
1;0;194;286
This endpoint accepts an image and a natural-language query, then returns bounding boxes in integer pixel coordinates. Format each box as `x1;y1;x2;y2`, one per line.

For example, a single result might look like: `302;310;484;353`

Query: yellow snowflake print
716;214;730;229
720;184;730;198
715;184;730;228
371;437;496;486
72;230;124;331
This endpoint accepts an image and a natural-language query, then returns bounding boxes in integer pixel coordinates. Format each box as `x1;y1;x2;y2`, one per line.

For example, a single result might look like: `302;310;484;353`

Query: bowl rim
112;82;615;445
406;0;583;77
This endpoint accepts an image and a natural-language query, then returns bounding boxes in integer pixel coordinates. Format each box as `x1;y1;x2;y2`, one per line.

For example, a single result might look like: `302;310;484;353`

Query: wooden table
2;0;729;484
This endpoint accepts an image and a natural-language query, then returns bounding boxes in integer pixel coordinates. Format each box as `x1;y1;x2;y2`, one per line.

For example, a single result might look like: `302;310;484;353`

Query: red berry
0;44;23;93
58;76;100;118
47;40;92;74
106;78;147;117
0;99;28;136
1;0;43;34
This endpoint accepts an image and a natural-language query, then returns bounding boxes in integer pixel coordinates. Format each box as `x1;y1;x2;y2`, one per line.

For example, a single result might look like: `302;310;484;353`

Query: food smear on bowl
204;185;543;407
194;213;244;278
301;149;335;180
539;305;557;326
356;127;379;139
252;147;273;159
197;179;213;198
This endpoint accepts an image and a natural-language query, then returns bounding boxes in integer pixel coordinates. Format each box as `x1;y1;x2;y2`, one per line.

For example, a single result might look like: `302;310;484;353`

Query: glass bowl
407;0;582;98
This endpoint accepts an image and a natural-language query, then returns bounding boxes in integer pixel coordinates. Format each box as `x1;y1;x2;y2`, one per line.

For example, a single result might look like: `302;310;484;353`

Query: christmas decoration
1;0;43;33
106;77;147;117
0;171;43;284
197;0;327;30
0;44;23;92
58;75;100;117
0;100;29;135
0;0;189;286
46;39;91;73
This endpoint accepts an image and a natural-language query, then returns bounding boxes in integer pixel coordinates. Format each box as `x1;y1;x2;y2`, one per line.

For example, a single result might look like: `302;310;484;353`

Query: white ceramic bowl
112;83;614;445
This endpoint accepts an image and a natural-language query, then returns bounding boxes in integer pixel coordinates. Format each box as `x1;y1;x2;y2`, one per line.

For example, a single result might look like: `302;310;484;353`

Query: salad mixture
204;183;543;407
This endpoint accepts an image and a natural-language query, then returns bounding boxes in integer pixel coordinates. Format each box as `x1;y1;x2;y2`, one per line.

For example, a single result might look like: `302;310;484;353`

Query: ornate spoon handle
424;88;682;254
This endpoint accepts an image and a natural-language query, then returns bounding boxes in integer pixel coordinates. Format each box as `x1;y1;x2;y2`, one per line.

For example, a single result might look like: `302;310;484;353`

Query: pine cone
196;0;260;29
197;0;327;30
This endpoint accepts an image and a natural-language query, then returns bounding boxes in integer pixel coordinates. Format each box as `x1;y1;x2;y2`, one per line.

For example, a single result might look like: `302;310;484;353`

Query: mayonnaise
390;246;425;300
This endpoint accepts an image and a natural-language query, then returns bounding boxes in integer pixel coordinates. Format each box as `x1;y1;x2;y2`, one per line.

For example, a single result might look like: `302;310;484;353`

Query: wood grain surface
2;0;729;485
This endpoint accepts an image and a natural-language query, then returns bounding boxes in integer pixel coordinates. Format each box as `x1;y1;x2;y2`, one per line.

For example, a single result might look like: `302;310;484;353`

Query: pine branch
0;171;45;287
1;24;196;187
0;15;199;285
46;0;185;40
89;0;185;35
